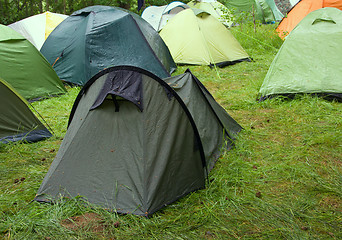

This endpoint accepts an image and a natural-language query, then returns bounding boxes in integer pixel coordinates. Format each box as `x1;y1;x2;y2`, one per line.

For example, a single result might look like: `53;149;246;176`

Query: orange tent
276;0;342;38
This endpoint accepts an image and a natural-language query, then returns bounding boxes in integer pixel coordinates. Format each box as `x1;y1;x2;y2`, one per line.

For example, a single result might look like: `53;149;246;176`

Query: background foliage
0;0;266;25
0;0;185;24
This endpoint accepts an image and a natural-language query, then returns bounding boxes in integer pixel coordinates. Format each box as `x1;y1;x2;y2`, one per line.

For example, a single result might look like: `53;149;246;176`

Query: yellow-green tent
159;8;249;66
187;0;234;27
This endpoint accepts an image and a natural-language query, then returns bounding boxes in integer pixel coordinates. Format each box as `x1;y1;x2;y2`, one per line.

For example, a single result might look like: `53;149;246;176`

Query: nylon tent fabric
40;5;176;86
0;24;67;101
274;0;294;15
290;0;300;6
141;1;189;31
260;7;342;100
187;0;234;27
255;0;277;22
226;0;255;10
265;0;284;20
276;0;342;39
163;69;242;170
159;8;249;66
9;11;68;50
226;0;283;22
0;78;52;144
35;66;242;216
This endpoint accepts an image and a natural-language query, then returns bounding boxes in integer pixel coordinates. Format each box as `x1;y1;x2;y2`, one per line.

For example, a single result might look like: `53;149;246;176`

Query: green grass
1;24;341;239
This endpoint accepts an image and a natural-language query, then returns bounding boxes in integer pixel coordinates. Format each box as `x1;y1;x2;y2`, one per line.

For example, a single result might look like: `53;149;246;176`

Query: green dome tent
35;66;242;216
0;78;52;144
259;8;342;101
0;24;66;101
227;0;283;22
41;5;176;86
159;8;249;67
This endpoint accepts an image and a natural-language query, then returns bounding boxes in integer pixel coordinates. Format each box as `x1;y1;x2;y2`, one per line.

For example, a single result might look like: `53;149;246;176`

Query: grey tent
0;78;52;144
35;66;241;216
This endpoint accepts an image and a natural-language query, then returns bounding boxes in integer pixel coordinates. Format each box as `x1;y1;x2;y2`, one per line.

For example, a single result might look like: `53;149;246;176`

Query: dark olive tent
0;78;52;144
0;24;66;101
40;5;176;86
35;66;242;216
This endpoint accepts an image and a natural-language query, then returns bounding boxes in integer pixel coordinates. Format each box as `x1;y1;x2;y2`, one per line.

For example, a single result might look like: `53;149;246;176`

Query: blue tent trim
0;129;52;144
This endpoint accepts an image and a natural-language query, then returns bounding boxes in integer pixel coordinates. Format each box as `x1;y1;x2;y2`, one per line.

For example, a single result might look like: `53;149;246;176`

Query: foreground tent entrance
35;66;242;216
0;78;52;144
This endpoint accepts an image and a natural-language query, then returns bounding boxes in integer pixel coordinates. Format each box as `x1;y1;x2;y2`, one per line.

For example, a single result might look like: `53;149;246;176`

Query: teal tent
35;66;242;216
41;5;176;86
0;78;52;144
259;8;342;101
0;24;66;101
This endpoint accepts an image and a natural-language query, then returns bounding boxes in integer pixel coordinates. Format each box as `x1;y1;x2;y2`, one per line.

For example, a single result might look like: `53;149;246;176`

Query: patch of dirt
60;212;110;233
320;196;341;211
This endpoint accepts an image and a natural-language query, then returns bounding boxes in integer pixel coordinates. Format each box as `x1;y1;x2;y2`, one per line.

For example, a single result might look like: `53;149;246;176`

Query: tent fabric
0;78;52;144
141;1;189;31
226;0;283;22
163;69;242;170
9;11;68;50
187;0;234;27
35;66;242;216
41;5;176;86
274;0;294;15
255;0;277;22
276;0;342;38
265;0;284;21
159;8;249;66
289;0;300;6
0;24;67;101
260;7;342;100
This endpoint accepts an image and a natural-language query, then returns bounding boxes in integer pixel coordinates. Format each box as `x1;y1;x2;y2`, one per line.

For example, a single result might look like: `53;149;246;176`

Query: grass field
1;23;341;239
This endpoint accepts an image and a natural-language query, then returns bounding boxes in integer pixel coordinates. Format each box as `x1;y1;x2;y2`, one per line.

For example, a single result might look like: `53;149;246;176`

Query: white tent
141;1;189;31
9;11;68;50
188;0;234;27
290;0;300;6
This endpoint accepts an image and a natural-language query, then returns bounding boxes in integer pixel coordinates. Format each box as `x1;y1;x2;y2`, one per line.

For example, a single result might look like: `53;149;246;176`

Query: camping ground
0;23;341;239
